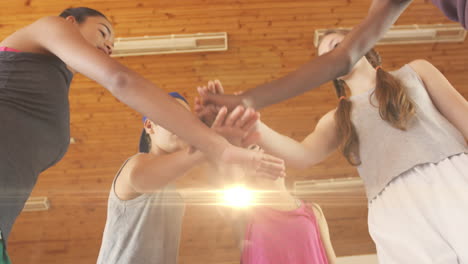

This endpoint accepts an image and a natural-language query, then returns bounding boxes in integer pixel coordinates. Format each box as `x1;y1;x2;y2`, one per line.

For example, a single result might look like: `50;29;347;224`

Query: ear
64;15;78;25
144;119;156;134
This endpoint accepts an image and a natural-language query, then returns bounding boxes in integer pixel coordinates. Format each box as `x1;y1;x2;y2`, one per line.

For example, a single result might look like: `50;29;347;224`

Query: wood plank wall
0;0;466;263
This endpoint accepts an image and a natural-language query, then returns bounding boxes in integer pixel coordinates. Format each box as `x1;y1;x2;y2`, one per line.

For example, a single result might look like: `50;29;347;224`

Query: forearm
257;122;313;169
130;150;206;193
111;69;230;157
242;0;412;109
32;16;231;159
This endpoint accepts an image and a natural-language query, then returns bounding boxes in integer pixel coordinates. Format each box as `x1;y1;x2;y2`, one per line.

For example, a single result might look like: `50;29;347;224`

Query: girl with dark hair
97;93;265;264
197;34;467;261
0;6;284;259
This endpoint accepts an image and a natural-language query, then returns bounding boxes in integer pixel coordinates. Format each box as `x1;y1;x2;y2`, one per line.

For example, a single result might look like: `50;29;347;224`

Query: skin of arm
256;110;340;170
408;60;468;140
309;203;337;264
10;16;286;175
196;80;341;170
200;0;413;110
23;16;229;157
114;149;206;200
115;105;265;199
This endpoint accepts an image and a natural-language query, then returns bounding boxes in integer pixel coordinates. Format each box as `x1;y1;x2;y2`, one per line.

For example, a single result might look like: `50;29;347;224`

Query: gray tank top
0;51;73;242
97;161;185;264
350;64;467;201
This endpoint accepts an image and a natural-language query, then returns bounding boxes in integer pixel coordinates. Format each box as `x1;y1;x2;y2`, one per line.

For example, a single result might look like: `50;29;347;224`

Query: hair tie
338;96;346;101
375;65;383;71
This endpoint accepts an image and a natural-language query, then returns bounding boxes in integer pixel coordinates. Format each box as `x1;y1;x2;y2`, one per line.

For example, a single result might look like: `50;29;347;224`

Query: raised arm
25;16;228;155
255;110;340;169
114;149;205;199
197;80;341;169
201;0;413;110
19;16;284;175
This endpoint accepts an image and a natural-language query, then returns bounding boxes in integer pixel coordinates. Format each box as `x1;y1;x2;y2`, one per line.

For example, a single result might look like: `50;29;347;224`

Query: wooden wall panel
1;0;467;263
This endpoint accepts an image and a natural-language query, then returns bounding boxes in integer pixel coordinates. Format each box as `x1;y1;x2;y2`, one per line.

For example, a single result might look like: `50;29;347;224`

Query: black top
0;51;73;243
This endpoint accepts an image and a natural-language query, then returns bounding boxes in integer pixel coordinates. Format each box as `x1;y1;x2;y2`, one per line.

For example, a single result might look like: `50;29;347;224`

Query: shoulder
114;153;147;200
408;59;432;69
407;59;436;76
317;109;337;128
26;16;75;39
31;16;67;27
306;202;326;220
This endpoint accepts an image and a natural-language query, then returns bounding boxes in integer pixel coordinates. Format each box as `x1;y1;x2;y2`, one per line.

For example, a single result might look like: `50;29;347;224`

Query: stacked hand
195;80;282;180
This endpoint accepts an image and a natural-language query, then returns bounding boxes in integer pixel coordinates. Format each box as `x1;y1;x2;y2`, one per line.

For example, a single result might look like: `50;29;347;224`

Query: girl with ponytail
198;30;468;263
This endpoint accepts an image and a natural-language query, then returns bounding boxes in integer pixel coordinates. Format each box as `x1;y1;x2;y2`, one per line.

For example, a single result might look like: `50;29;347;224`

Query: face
146;99;191;153
318;32;368;80
67;15;115;56
317;32;345;57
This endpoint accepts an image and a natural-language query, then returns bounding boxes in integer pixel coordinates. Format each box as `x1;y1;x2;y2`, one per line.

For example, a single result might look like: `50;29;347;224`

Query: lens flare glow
222;186;253;207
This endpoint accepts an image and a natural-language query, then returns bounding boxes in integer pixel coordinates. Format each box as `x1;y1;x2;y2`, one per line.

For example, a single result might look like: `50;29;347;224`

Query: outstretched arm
201;0;413;110
256;110;340;169
197;80;341;169
20;16;284;176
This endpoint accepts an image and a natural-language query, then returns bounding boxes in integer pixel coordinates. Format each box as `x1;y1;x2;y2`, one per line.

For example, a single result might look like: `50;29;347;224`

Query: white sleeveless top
350;64;467;201
97;160;185;264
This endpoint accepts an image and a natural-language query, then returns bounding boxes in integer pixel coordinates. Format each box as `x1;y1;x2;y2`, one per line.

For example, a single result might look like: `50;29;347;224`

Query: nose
104;40;113;55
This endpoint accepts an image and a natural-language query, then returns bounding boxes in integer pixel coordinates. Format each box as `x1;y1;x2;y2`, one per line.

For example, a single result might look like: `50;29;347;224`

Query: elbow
106;69;132;98
288;149;323;170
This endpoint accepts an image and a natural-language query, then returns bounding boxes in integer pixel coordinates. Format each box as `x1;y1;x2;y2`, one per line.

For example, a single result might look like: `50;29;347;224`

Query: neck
344;62;377;97
251;178;298;210
149;144;168;155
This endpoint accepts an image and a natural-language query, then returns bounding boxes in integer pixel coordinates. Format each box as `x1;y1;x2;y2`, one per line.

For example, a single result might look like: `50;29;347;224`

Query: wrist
209;136;232;161
241;93;256;109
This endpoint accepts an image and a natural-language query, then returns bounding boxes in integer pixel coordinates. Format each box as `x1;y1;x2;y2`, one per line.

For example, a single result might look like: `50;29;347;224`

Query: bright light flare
222;186;254;207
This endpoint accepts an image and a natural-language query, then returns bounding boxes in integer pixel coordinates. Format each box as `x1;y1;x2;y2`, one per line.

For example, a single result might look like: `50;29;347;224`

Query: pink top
241;201;329;264
0;47;21;52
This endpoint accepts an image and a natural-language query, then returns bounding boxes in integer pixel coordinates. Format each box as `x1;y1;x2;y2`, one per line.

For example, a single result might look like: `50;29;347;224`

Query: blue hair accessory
142;92;188;122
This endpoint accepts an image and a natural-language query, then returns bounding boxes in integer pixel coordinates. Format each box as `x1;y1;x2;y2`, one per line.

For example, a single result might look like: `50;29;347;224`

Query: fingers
212;106;228;128
255;153;286;180
241;113;259;132
219;146;285;179
224;105;244;127
257;157;285;172
194;96;202;112
197;86;206;96
214;79;225;94
235;108;258;129
260;153;285;165
207;81;216;94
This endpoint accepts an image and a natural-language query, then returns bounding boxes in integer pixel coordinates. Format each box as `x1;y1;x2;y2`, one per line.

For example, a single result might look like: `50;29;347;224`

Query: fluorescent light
23;196;50;212
294;178;367;206
111;32;228;57
314;24;466;47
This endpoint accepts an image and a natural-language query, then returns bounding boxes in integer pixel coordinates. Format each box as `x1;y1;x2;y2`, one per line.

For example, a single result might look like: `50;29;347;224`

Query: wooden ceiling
1;0;467;263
